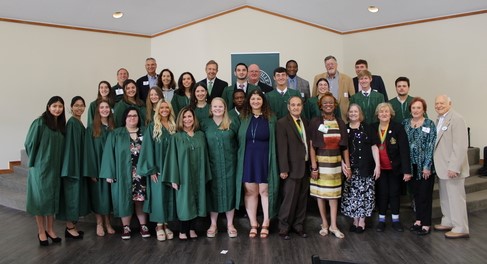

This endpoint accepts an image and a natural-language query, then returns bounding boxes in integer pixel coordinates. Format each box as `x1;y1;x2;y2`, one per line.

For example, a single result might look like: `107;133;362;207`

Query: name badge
442;126;448;131
143;81;149;85
115;89;124;95
422;127;430;133
318;124;328;133
301;92;305;98
344;92;349;98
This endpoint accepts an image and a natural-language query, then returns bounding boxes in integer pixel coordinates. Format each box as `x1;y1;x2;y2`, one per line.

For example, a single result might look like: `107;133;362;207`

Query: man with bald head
248;64;273;93
433;95;470;238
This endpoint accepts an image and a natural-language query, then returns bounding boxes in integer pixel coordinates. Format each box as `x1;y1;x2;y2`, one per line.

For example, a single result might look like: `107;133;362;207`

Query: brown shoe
445;231;469;239
434;224;453;231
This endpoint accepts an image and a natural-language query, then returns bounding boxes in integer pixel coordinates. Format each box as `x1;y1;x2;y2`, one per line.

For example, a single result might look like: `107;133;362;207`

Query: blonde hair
209;97;231;130
146;86;164;125
375;102;395;118
153;99;176;141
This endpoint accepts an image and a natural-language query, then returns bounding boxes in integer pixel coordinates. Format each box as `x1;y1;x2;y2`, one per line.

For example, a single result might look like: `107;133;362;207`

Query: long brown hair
92;100;115;137
145;86;164;125
240;89;272;120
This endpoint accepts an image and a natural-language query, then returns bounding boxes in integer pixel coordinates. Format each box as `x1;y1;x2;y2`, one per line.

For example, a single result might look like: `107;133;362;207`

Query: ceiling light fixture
368;6;379;13
113;12;123;19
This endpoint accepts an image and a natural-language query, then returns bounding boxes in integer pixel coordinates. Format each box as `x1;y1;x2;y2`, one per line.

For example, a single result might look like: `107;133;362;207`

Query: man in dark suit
222;63;259;109
198;60;228;101
136;57;158;102
276;96;310;240
248;64;273;93
112;68;129;103
286;60;311;99
353;59;388;101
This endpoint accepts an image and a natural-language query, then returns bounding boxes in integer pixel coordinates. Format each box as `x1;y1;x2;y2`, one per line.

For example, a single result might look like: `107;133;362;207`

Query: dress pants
278;176;309;233
376;169;401;215
438;177;469;234
411;165;435;226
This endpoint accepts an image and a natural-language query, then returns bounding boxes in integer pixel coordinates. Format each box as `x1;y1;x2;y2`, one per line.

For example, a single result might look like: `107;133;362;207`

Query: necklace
250;118;259;143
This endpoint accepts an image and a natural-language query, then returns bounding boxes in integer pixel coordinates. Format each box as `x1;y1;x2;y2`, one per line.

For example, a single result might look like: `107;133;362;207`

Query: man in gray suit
433;95;470;238
286;60;311;99
276;96;310;240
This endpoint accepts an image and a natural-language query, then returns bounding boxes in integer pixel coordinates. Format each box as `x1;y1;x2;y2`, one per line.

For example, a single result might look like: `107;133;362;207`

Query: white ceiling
1;0;486;36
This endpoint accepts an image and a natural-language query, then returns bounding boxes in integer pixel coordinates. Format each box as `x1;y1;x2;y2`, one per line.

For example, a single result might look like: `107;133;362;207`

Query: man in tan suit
433;95;470;238
312;56;355;120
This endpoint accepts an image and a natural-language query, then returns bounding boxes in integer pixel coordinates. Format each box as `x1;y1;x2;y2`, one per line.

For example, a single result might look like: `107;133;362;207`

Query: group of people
25;56;471;247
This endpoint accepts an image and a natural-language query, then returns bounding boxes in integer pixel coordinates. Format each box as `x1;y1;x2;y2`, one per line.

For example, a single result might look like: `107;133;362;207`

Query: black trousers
180;218;196;234
376;169;401;215
411;165;435;226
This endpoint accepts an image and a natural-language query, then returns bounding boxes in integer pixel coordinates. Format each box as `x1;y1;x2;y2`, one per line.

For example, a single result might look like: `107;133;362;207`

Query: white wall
0;21;150;168
343;14;487;154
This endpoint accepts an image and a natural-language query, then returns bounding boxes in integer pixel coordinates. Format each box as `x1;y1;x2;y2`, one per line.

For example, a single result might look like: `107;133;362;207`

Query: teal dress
58;117;91;221
24;118;64;215
171;93;190;117
162;131;212;221
201;118;239;212
137;122;177;223
83;125;113;215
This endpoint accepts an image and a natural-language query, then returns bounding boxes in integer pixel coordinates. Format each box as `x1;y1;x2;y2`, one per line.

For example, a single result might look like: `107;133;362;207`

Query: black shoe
392;222;404;232
417;228;431;236
356;226;365;234
349;225;357;233
45;231;62;243
38;234;49;246
279;231;290;240
376;222;386;232
409;224;422;232
295;230;308;238
65;227;84;239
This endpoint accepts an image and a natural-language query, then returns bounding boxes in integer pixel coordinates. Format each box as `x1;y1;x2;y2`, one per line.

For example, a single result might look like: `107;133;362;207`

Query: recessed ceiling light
113;12;123;19
368;6;379;13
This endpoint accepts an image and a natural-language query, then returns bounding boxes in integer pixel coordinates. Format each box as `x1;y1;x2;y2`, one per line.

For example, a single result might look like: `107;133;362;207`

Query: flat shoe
445;231;469;239
156;227;166;241
319;225;329;236
434;224;453;231
164;225;174;240
329;228;345;239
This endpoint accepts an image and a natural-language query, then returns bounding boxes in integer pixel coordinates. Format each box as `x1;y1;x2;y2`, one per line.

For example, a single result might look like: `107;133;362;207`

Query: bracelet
311;167;318;172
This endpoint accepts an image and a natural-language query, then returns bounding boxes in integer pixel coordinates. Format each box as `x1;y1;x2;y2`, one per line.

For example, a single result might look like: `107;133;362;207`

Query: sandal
329;227;345;239
156;225;166;241
260;226;269;239
227;225;238;238
249;225;259;238
163;224;174;240
96;224;105;237
206;225;218;238
319;225;329;236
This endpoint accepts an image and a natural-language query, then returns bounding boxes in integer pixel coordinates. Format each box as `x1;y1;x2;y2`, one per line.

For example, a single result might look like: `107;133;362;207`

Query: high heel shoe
38;234;49;246
65;227;83;239
45;231;62;243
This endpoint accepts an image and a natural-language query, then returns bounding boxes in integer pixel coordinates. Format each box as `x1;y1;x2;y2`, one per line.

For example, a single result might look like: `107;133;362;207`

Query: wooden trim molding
0;161;21;175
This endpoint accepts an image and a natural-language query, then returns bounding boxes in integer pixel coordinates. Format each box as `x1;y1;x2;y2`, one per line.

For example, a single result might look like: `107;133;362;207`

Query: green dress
83;125;113;215
113;100;146;127
194;104;210;123
303;96;341;121
137;123;176;223
171;93;190;117
161;131;212;221
201;118;238;212
99;126;147;218
235;115;279;218
265;89;302;120
58;117;91;221
24;117;64;216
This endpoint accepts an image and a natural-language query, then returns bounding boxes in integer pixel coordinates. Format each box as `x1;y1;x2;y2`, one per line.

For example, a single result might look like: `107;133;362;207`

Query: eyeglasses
322;102;335;105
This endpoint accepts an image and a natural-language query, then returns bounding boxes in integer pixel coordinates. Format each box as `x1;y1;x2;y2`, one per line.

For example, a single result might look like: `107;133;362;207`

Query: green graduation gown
235;115;279;218
113;100;146;127
221;84;259;109
171;93;190;117
83;125;113;215
161;131;211;221
266;89;302;120
137;123;176;223
24;117;64;216
350;91;385;124
201;118;238;212
99;126;147;218
58;117;90;221
194;104;210;124
303;96;341;121
86;100;96;127
389;95;414;123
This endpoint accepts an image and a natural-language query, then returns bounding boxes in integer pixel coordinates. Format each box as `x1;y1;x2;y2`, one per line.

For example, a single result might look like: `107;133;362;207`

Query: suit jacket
434;110;470;179
199;77;228;101
373;121;411;174
312;72;355;121
276;115;310;179
288;75;311;99
353;75;388;101
256;81;273;93
136;75;158;102
221;83;259;109
266;88;302;120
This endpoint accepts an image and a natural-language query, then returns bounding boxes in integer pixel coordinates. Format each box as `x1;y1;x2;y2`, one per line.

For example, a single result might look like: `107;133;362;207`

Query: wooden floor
2;204;487;264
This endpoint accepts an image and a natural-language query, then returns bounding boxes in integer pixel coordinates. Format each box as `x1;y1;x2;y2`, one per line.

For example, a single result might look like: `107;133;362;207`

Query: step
12;165;28;177
432;174;487;200
0;185;26;212
0;173;27;193
431;189;487;219
20;149;28;168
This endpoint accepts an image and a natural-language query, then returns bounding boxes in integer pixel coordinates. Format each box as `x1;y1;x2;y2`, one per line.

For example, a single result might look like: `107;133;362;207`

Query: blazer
198;77;228;101
221;83;259;109
294;75;311;99
276;115;310;179
256;81;273;93
136;75;158;102
312;71;355;121
373;121;411;174
434;110;470;179
353;75;389;101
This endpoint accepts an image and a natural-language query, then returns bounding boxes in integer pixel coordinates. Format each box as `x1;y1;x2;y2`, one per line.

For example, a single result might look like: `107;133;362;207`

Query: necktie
363;92;369;97
280;91;285;96
238;84;244;89
208;81;213;94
